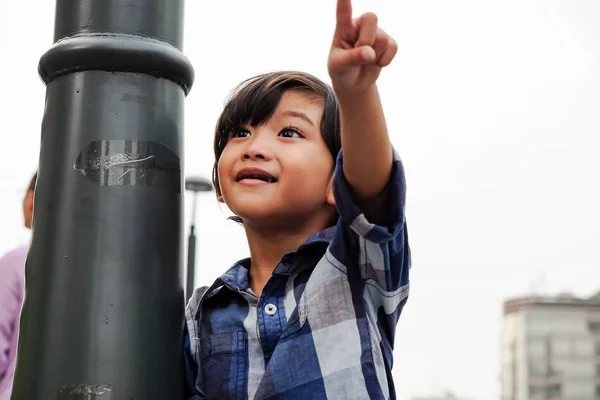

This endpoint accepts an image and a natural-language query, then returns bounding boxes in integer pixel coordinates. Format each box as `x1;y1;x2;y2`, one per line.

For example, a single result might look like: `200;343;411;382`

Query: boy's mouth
235;168;278;183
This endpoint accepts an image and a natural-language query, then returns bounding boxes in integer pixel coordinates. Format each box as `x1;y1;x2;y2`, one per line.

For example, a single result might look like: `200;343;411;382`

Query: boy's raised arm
328;0;399;224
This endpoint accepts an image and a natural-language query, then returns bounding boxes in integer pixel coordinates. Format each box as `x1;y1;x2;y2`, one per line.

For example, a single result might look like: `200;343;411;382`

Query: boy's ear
326;176;336;207
215;184;225;203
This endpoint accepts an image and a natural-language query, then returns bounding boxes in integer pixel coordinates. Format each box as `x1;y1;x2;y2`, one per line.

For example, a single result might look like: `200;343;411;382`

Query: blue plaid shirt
184;149;411;399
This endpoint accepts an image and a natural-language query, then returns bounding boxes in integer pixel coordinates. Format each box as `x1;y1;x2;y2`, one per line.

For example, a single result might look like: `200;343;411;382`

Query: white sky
1;1;599;399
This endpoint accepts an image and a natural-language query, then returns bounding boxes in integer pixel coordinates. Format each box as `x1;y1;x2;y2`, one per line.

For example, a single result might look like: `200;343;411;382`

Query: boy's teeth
242;175;275;182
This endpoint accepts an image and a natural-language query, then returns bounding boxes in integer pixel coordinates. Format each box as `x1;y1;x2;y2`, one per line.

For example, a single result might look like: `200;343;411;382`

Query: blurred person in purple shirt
0;172;36;400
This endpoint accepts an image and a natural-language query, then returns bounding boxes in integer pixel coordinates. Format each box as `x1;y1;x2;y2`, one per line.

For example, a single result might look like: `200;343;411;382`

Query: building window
589;321;600;334
529;385;545;400
528;361;547;378
548;383;561;397
529;384;561;399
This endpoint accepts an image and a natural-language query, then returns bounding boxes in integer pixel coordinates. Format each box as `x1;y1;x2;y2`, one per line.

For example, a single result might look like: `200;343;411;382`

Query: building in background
502;291;600;400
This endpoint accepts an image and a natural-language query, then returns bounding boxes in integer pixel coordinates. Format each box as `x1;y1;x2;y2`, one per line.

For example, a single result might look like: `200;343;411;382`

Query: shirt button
264;304;277;316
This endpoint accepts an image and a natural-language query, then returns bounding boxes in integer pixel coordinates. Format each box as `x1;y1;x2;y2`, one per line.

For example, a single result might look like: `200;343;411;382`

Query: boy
185;1;410;398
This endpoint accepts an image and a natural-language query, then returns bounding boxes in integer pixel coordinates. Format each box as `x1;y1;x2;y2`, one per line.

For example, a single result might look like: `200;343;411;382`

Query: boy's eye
279;128;302;139
231;129;251;138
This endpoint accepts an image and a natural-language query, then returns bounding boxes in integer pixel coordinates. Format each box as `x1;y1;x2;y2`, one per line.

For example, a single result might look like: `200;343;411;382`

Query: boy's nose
243;152;265;160
242;134;273;160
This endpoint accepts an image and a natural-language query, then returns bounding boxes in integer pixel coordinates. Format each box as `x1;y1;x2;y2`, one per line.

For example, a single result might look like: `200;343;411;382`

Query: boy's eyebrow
280;110;316;127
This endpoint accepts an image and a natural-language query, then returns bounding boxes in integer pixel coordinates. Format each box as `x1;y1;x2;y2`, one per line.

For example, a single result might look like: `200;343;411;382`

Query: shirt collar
212;225;336;293
303;225;336;245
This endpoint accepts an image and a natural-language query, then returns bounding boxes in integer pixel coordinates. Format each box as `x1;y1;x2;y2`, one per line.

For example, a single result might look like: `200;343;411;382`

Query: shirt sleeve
329;147;411;297
0;251;24;382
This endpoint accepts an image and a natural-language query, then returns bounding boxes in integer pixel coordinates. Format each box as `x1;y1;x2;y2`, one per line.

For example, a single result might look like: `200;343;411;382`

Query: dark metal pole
12;1;194;399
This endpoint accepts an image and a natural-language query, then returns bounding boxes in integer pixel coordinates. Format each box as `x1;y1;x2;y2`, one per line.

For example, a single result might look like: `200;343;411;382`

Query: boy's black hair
212;71;342;201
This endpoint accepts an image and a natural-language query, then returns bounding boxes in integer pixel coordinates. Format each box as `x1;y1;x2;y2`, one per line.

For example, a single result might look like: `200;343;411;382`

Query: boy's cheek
216;157;233;187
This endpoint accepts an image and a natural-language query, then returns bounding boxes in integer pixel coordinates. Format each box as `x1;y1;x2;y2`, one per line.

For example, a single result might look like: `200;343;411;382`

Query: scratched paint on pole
57;384;113;399
73;140;181;192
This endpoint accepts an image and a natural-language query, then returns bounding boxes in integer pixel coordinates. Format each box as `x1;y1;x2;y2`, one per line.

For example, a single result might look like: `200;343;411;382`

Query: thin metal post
186;221;197;302
12;1;194;399
184;178;212;302
186;193;198;302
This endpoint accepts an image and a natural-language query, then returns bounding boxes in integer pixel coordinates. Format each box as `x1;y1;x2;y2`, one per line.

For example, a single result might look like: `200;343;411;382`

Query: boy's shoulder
185;259;252;319
186;285;210;317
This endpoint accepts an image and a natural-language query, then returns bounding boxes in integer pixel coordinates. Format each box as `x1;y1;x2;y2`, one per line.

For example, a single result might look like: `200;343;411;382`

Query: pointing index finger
336;0;353;29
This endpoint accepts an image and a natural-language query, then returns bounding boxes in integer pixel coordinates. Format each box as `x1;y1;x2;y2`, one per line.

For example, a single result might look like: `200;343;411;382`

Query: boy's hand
328;0;397;96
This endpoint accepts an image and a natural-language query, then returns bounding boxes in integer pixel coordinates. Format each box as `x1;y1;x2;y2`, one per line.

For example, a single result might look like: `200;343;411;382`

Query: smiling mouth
235;174;278;183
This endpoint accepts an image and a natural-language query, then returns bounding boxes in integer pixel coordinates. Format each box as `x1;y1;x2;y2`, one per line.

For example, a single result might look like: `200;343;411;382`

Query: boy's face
218;91;336;228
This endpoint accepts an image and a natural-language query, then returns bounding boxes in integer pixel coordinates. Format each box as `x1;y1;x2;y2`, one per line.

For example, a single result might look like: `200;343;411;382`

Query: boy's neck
243;218;330;297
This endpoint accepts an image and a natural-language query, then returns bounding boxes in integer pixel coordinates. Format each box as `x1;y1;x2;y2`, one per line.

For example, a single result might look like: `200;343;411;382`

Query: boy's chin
233;207;306;229
233;208;283;225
